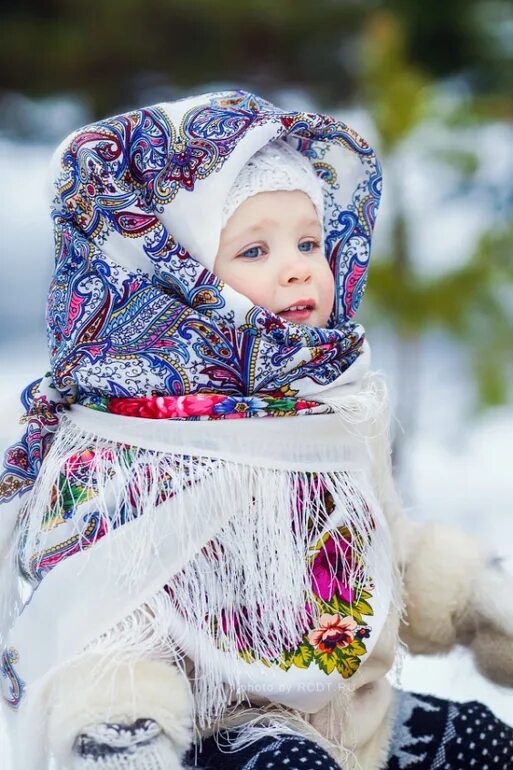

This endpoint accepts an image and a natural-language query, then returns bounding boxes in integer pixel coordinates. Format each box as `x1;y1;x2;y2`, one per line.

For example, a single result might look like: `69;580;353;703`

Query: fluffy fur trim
471;627;513;688
354;693;396;770
401;523;513;688
461;558;513;687
400;522;488;654
47;656;193;764
471;558;513;636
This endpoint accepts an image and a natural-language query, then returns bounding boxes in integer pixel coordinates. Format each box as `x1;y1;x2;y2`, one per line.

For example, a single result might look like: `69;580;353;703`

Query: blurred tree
0;0;511;122
360;11;513;475
0;0;363;117
385;0;513;104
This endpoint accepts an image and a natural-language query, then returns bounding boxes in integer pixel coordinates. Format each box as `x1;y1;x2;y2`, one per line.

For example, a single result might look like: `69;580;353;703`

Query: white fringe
2;376;401;757
208;705;353;765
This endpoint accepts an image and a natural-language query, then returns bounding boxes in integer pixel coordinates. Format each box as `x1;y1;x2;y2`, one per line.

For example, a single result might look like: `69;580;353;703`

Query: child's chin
305;314;325;328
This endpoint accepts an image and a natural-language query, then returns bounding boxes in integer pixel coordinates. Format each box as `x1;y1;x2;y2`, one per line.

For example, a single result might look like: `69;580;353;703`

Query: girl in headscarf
1;90;512;770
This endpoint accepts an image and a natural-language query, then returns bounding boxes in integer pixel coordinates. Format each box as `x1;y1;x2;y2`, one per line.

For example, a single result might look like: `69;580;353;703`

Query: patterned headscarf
0;89;381;509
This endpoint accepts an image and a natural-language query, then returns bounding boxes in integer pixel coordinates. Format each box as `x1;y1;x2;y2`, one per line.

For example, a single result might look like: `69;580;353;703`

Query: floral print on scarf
181;481;374;679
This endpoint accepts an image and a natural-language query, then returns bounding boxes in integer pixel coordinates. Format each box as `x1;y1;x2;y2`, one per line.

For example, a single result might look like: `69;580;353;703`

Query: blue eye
239;245;264;259
298;240;318;253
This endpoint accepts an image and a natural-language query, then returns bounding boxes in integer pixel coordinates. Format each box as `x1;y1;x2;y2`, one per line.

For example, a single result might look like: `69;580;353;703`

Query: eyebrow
225;217;321;245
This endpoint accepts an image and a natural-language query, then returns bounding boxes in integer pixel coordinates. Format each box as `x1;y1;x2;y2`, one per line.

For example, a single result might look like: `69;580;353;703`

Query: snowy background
1;115;512;765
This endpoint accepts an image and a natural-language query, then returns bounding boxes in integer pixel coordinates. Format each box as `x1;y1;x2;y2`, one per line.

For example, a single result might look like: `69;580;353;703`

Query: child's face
214;191;335;327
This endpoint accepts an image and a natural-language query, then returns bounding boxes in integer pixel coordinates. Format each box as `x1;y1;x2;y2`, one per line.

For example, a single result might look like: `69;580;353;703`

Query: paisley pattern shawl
0;89;381;508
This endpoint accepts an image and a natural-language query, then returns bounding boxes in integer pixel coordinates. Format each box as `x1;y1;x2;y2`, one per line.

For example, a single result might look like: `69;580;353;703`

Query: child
1;90;512;770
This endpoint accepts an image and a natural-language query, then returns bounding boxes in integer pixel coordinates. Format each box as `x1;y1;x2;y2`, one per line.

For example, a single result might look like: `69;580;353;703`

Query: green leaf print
344;638;367;657
276;641;315;672
333;652;361;679
62;482;90;512
336;597;373;625
277;648;296;671
266;398;296;411
238;648;257;665
326;594;343;614
315;650;338;675
335;599;363;625
292;643;315;669
353;598;374;617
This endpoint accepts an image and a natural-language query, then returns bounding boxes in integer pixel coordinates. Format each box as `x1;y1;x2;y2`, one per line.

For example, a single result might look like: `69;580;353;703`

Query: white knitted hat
221;140;325;228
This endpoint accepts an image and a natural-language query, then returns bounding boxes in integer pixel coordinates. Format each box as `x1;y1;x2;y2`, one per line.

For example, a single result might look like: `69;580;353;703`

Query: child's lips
277;299;316;322
278;308;313;322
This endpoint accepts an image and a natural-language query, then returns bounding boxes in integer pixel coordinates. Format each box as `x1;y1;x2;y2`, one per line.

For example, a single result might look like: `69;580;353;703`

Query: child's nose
281;254;312;284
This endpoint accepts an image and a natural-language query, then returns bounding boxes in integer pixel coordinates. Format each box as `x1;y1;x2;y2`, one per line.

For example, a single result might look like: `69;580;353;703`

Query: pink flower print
108;394;225;419
296;399;321;411
64;448;115;479
310;533;355;603
180;394;226;417
64;449;96;475
169;394;223;418
308;614;357;654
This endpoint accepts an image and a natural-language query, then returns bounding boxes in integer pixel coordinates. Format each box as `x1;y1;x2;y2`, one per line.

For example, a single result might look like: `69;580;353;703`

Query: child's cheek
223;266;271;311
245;282;273;311
323;274;336;315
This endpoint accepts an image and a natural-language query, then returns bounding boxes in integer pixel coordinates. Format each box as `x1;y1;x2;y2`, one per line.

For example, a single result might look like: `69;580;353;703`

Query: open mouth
278;299;316;321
